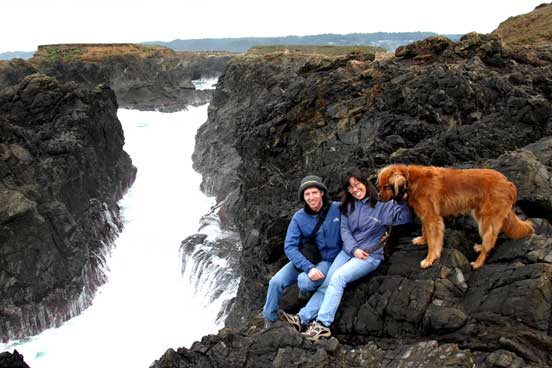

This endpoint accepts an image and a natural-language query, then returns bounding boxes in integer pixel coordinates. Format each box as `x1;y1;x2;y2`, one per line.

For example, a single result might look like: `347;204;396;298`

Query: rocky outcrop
0;350;30;368
151;323;538;368
0;73;136;341
0;44;236;112
180;33;552;366
0;59;36;88
30;45;207;112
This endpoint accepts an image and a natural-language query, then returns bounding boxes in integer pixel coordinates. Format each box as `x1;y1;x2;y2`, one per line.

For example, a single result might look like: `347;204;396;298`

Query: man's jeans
298;249;382;326
262;260;331;322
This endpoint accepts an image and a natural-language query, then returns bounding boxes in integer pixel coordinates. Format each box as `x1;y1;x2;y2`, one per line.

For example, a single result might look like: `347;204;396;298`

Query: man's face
303;187;324;212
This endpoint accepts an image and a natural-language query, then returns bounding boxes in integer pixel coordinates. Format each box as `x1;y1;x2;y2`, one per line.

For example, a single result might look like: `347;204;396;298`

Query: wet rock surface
181;33;552;367
0;74;136;341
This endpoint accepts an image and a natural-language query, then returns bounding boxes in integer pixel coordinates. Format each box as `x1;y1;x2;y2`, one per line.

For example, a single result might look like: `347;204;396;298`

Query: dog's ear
389;172;407;199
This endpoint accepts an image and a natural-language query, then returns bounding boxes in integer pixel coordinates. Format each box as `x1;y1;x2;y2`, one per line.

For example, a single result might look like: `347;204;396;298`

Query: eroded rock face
185;33;552;366
33;54;214;112
0;74;136;341
0;59;37;88
0;47;235;112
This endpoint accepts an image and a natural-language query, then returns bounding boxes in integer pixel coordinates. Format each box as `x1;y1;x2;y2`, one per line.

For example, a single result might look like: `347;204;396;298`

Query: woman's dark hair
338;167;378;215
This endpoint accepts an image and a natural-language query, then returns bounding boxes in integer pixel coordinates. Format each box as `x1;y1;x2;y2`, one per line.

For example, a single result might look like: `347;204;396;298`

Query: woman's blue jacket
341;198;412;260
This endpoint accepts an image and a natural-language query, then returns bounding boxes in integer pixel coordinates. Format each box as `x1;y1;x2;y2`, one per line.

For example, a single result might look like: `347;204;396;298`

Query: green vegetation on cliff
38;45;84;62
33;43;174;62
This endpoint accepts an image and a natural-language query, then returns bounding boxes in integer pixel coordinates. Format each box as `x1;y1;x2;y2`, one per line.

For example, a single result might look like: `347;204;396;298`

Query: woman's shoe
302;321;331;340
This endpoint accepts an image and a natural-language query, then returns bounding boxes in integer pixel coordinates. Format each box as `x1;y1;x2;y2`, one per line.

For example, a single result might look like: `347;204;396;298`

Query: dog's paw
412;236;426;246
420;258;433;268
470;260;483;269
473;244;482;253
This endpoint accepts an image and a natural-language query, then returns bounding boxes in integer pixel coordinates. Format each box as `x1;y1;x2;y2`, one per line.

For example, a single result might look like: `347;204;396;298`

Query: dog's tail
502;210;534;239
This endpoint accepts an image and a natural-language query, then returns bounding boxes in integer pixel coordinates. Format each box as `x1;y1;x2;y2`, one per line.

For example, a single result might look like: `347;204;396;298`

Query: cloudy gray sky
1;0;545;53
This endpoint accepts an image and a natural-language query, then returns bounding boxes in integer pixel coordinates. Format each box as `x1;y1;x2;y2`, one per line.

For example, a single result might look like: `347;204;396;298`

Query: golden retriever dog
377;164;534;269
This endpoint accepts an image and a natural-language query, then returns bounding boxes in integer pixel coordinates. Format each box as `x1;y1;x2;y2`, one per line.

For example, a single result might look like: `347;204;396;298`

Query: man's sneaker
264;319;275;329
302;321;331;340
278;310;302;332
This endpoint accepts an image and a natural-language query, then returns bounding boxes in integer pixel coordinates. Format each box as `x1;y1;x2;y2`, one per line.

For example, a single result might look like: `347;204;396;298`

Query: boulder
0;73;136;341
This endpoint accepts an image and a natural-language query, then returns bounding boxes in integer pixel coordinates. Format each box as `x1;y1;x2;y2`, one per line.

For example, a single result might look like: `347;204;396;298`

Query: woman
280;167;412;339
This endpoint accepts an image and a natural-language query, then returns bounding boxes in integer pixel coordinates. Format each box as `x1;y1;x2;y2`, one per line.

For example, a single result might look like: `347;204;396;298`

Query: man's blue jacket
284;201;342;272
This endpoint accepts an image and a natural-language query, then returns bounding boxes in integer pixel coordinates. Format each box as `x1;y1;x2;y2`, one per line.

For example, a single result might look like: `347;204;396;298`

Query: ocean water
1;86;237;367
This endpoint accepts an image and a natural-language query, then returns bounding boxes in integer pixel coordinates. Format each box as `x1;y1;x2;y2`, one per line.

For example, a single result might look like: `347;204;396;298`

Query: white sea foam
192;78;219;90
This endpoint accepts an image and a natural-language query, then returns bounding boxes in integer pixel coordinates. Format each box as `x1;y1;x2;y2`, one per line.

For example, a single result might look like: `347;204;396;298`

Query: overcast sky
1;1;546;53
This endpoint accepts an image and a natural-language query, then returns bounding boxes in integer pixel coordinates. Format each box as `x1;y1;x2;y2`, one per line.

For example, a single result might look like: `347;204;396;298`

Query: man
262;175;342;329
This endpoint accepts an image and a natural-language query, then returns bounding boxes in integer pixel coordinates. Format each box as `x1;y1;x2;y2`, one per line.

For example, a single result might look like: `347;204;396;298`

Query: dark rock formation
176;33;552;366
0;59;36;89
31;51;210;112
0;350;30;368
0;73;136;342
151;322;538;368
0;45;236;112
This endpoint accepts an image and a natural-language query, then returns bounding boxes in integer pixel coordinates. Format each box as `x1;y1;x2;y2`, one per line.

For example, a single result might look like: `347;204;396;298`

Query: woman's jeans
298;249;382;326
262;260;331;322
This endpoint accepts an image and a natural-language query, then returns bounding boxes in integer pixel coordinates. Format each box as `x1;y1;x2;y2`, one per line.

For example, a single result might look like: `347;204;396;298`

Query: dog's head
377;164;409;201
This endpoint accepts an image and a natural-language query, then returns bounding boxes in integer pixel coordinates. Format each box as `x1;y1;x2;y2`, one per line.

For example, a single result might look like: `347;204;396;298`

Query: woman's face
348;176;366;200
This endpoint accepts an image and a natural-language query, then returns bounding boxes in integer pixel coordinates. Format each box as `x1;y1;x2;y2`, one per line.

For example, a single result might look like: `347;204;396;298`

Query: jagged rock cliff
0;44;235;112
0;73;136;341
162;32;552;367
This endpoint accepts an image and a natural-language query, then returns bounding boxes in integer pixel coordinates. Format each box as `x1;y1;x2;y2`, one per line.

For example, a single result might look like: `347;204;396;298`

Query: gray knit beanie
297;175;328;201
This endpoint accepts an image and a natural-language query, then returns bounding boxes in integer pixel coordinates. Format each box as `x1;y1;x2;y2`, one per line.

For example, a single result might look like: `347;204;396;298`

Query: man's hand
308;267;324;281
354;248;369;260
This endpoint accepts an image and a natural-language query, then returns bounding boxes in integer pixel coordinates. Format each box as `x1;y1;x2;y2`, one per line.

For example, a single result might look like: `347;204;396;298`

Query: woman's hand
354;248;369;260
308;267;325;281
